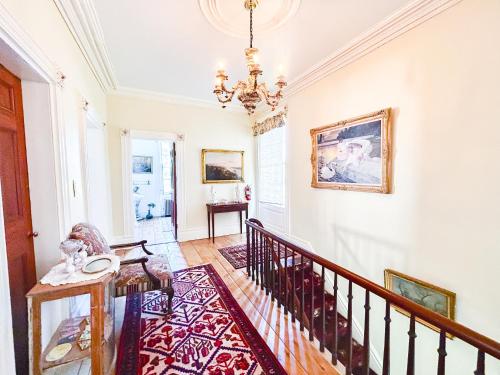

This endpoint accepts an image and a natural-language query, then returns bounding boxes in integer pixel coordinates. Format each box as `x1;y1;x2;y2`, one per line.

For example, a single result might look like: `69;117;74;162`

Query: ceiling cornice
53;0;117;92
286;0;462;97
54;0;462;111
110;86;246;114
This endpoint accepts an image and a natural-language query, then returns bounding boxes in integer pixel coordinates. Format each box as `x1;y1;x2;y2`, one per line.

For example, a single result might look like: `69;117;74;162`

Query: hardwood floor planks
108;234;339;375
183;234;339;375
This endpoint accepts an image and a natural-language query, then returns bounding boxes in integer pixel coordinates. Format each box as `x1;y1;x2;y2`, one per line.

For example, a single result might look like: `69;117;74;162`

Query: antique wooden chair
68;223;174;313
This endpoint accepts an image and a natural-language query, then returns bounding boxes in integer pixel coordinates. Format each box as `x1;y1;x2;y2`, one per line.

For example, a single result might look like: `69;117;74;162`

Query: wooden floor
165;234;339;375
52;234;340;374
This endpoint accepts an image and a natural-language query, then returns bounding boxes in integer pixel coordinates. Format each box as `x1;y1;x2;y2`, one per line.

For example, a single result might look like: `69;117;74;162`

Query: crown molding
53;0;117;92
286;0;462;97
110;86;246;113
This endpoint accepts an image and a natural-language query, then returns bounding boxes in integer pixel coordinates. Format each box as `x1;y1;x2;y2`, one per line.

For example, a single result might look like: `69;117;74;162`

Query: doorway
131;137;177;244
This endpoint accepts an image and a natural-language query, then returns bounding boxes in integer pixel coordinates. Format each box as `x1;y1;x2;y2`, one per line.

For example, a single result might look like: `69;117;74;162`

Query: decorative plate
46;343;72;362
82;257;112;274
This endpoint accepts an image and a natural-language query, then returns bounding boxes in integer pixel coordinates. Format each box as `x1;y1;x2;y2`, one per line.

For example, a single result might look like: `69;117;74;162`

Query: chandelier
213;0;287;115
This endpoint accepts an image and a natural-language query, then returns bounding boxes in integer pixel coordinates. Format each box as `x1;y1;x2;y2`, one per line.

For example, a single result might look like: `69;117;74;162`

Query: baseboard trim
178;225;246;243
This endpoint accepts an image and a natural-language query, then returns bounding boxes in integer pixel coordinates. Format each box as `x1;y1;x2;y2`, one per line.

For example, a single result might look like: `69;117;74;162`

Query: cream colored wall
0;0;107;232
0;0;108;359
285;0;500;373
107;95;254;241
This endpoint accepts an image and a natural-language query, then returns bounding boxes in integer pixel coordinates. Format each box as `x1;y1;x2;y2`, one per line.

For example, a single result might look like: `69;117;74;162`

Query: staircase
274;258;376;374
246;218;500;375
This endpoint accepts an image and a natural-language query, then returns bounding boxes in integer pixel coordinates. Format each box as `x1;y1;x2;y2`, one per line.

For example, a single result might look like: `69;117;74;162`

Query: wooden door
171;143;177;240
0;64;37;374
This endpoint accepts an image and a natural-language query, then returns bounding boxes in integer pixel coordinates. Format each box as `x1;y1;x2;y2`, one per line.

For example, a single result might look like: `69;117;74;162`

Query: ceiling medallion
213;0;287;115
199;0;301;38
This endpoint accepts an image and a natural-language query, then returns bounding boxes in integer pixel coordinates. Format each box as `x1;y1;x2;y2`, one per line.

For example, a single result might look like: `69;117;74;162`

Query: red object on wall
244;185;251;201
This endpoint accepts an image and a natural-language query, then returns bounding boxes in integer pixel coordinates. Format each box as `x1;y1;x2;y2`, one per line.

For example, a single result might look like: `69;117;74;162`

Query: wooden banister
245;219;500;365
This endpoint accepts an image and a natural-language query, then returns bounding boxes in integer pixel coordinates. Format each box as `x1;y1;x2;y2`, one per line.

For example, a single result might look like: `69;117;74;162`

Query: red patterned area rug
218;244;286;270
116;264;287;375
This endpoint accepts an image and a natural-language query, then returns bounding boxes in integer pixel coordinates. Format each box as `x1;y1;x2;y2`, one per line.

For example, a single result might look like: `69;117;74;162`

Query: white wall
108;94;254;242
0;0;108;364
0;0;108;261
285;0;500;374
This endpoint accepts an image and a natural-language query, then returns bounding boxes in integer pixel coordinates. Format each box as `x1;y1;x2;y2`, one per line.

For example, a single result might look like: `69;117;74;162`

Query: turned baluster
474;351;485;375
346;280;353;374
246;224;250;276
284;245;288;315
259;233;264;289
291;249;296;322
271;239;275;302
382;301;391;375
332;273;338;365
320;266;326;352
437;330;446;375
309;260;315;341
407;315;416;375
362;290;370;375
251;227;255;281
264;236;269;295
300;254;305;331
277;243;282;308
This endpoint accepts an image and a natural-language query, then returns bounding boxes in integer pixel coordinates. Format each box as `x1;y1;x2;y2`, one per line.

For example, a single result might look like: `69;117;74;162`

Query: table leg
245;208;248;220
207;209;211;239
211;211;215;243
239;210;243;234
90;285;104;374
29;297;42;375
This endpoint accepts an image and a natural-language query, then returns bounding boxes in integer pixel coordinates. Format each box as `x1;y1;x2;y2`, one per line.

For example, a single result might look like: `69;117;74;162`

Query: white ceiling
93;0;414;101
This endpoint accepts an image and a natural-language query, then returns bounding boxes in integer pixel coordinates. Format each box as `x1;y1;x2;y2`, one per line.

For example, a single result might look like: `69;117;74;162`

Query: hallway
134;217;175;245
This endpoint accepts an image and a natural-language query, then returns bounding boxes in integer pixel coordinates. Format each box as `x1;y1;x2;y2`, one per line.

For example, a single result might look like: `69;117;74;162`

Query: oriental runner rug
116;264;287;375
218;243;287;270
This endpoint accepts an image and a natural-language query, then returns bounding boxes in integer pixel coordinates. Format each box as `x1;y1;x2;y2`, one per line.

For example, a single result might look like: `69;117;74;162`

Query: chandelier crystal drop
213;0;287;115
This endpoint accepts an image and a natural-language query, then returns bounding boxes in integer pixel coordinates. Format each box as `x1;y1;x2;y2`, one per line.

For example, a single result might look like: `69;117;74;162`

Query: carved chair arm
119;256;162;289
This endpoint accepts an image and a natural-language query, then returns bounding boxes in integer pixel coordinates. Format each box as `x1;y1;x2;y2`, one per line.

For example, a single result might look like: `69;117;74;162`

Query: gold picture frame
384;269;456;336
202;149;245;184
310;108;392;193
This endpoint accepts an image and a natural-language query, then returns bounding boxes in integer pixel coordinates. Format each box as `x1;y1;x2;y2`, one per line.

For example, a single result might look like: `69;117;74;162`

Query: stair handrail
245;219;500;360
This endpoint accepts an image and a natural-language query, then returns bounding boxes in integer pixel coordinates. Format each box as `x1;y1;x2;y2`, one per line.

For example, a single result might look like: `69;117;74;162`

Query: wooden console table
207;202;248;243
26;273;115;375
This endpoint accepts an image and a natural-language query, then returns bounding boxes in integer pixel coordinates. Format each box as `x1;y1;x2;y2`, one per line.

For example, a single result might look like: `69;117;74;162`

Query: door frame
0;6;72;373
121;129;184;242
79;102;112;237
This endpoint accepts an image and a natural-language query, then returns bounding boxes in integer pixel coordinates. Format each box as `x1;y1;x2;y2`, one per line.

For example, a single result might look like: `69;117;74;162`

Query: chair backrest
68;223;111;256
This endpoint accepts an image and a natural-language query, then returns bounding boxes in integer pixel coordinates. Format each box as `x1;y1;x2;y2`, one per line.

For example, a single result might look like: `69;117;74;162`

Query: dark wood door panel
0;129;23;221
0;64;36;375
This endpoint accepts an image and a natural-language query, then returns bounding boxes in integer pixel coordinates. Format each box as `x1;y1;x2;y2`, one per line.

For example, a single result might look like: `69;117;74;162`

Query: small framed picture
384;269;456;335
202;149;244;184
133;156;153;174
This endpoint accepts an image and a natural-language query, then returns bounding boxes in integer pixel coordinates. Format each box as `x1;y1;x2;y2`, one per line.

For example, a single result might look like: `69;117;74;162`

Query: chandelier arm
215;93;235;104
257;85;283;108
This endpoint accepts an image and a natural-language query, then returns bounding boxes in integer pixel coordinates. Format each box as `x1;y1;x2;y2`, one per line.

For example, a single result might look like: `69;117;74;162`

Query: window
258;126;285;206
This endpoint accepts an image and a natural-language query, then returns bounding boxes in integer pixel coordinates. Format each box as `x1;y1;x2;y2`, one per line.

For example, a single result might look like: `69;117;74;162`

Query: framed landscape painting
310;109;392;193
202;149;244;184
384;269;456;335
